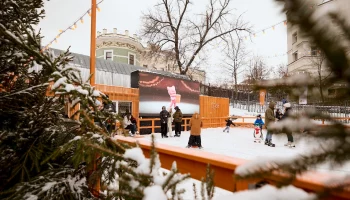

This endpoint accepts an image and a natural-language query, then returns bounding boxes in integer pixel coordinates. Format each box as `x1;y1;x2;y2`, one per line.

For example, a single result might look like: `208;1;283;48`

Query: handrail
115;136;350;199
135;116;350;132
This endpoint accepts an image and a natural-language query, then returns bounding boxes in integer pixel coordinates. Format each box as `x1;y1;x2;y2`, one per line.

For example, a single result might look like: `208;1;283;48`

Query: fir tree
0;1;202;199
235;0;350;198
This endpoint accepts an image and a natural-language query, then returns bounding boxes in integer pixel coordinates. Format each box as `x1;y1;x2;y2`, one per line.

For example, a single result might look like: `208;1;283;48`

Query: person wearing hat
173;106;183;137
265;101;276;147
281;102;295;148
160;106;170;138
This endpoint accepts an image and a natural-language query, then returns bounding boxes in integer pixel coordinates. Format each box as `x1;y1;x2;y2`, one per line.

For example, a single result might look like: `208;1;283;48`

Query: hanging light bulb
55;39;57;43
56;34;60;39
71;26;75;30
272;26;275;30
80;18;84;24
97;6;101;12
88;10;91;16
74;23;77;29
262;30;265;34
59;29;63;33
253;33;256;37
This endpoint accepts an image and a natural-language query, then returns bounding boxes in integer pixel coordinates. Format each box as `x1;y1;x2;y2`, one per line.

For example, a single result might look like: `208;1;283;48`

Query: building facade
96;29;206;83
286;0;350;99
287;0;350;75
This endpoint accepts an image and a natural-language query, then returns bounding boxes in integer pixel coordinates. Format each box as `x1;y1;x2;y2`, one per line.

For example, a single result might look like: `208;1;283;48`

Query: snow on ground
230;107;264;117
142;128;350;175
135;127;350;199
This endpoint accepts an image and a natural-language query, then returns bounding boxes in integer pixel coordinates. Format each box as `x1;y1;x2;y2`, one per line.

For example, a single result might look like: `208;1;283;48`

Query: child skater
223;116;236;133
253;114;265;143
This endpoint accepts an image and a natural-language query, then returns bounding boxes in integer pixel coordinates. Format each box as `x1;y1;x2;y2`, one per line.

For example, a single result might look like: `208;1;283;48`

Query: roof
50;48;191;80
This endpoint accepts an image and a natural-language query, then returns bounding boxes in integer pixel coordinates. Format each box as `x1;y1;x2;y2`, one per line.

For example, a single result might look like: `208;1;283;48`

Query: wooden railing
136;116;350;132
115;136;350;199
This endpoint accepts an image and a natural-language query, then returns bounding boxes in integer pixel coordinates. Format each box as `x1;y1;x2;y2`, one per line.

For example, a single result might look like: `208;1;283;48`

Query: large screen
131;71;200;116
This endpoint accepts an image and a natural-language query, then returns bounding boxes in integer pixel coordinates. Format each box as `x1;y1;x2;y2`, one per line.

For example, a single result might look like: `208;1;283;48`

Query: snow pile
214;185;316;200
143;185;167;200
121;147;190;199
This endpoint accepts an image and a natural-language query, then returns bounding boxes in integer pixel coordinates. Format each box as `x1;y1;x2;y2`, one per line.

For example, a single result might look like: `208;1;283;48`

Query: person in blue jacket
254;114;265;132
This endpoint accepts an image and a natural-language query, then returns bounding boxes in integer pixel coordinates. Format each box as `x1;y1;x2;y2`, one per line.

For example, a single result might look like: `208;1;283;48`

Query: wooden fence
136;116;350;132
115;136;350;200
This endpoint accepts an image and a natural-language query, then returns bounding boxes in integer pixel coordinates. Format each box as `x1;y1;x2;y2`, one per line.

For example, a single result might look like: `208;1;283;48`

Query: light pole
90;0;96;86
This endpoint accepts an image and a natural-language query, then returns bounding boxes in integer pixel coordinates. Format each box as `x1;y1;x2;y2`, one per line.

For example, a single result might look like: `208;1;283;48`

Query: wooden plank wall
94;84;139;118
200;95;229;128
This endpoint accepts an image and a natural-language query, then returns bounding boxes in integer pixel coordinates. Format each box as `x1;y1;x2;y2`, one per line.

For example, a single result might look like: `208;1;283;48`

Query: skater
173;106;183;137
281;103;295;148
186;112;203;149
167;107;174;137
160;106;170;138
265;101;276;147
275;108;283;120
223;116;236;133
123;112;136;137
253;114;264;142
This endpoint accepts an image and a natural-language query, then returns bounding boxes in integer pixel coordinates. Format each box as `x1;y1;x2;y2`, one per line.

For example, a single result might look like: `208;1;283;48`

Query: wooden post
184;119;187;131
90;0;96;86
88;0;99;197
152;119;155;133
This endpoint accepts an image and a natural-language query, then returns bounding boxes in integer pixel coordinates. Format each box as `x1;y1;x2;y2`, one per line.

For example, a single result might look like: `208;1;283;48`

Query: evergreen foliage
0;0;215;199
235;0;350;198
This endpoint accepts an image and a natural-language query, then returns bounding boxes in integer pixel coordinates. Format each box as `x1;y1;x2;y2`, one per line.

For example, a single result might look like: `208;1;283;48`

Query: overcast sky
38;0;287;84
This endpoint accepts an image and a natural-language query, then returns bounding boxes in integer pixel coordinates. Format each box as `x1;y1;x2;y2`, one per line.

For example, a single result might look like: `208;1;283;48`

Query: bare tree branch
141;0;250;75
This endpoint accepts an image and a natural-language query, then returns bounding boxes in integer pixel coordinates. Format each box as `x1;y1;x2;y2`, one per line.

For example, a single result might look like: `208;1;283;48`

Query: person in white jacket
123;113;136;137
167;107;174;137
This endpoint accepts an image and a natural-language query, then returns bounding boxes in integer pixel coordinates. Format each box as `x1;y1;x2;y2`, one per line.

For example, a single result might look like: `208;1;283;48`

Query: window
143;64;148;68
293;51;298;61
128;53;135;65
292;32;298;44
104;50;113;61
311;47;318;56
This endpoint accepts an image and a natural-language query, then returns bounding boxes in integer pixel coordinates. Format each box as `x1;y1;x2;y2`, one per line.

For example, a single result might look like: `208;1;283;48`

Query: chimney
125;30;129;36
113;28;117;33
103;28;107;34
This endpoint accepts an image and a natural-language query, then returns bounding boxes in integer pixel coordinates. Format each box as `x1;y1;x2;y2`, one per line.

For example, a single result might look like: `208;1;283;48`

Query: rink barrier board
136;116;350;133
115;135;350;199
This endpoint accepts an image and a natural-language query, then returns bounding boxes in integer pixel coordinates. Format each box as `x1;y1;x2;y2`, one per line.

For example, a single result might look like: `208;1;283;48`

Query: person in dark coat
160;106;170;138
173;106;183;137
102;95;116;133
275;108;283;120
223;116;236;133
280;103;295;148
186;112;203;148
265;101;276;147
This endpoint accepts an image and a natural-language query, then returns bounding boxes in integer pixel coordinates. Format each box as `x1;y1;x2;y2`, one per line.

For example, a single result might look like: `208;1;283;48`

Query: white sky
38;0;287;84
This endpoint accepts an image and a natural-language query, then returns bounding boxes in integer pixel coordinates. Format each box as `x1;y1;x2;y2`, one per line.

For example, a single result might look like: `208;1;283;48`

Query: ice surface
138;126;350;199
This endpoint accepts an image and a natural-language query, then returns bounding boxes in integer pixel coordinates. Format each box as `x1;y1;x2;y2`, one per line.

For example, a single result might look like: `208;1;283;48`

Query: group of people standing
160;106;203;148
160;106;183;138
264;101;295;148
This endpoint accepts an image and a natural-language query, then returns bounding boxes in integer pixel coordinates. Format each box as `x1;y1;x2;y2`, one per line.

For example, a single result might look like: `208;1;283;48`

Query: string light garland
41;0;105;52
